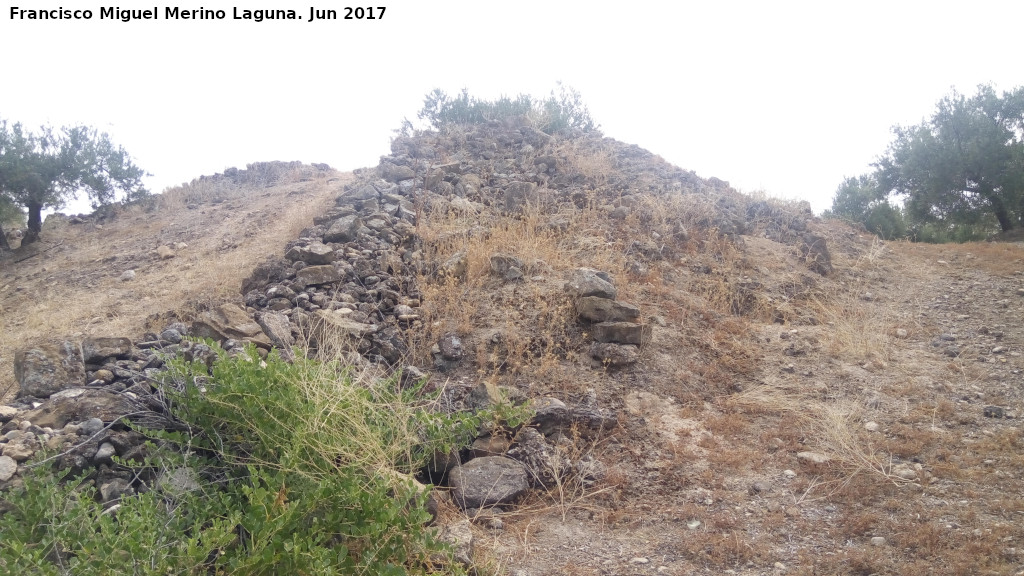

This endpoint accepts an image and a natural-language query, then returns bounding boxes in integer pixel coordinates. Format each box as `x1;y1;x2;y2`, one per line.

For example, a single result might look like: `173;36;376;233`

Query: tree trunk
988;194;1013;232
22;202;42;245
0;222;10;252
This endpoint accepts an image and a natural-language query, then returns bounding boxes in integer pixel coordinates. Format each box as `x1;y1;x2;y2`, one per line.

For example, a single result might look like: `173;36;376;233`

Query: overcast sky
2;1;1023;214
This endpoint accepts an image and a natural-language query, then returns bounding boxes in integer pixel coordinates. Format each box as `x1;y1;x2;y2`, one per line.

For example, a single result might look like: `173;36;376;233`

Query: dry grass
727;378;918;491
408;199;628;381
896;237;1024;276
552;138;618;189
0;168;347;401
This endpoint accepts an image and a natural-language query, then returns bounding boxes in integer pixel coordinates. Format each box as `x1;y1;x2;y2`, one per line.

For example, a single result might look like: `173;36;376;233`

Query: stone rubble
1;121;841;567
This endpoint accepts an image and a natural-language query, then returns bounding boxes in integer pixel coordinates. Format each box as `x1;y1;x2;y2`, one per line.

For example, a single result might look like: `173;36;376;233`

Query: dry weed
727;378;917;491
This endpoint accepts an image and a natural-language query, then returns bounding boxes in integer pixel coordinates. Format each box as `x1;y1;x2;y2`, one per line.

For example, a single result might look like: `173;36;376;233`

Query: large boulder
448;456;529;509
15;341;86;398
323;215;362;243
334;183;378;208
19;388;143;429
588;342;640;366
254;311;295;350
576;297;640;322
309;310;379;347
592;322;652;345
294;264;343;287
191;303;272;349
81;337;133;365
565;268;617;299
285;242;336;265
380;161;416;183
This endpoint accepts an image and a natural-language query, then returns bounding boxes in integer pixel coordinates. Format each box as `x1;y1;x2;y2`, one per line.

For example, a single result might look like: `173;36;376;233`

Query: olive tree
0;119;148;247
875;84;1024;233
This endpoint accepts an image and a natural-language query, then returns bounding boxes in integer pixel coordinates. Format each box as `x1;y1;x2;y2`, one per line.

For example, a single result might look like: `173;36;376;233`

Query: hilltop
1;121;1023;575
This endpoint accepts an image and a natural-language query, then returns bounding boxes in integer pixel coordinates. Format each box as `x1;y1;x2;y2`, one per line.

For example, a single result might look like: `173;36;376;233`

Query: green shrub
417;84;599;136
0;345;524;574
0;450;237;575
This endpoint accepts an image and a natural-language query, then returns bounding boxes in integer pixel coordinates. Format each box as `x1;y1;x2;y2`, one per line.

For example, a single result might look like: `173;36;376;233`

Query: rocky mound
17;118;1015;575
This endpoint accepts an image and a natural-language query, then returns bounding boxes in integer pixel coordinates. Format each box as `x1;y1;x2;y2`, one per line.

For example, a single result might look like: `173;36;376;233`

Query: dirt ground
469;237;1024;576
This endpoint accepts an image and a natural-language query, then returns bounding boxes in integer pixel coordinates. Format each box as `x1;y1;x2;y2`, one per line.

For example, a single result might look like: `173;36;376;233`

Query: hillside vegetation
1;109;1023;575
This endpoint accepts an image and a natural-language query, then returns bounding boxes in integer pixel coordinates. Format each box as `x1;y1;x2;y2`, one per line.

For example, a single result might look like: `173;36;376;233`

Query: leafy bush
417;84;599;136
0;449;237;575
908;220;994;243
0;345;514;575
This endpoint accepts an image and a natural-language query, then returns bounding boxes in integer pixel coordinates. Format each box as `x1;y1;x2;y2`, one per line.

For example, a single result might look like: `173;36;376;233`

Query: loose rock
0;455;17;481
449;456;529;509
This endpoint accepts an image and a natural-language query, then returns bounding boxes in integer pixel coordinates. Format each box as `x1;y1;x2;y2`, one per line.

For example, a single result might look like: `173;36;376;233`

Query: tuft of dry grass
727;377;918;491
408;199;627;380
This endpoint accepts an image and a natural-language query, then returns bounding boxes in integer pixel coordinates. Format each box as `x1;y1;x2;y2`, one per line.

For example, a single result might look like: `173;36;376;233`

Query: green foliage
537;83;600;135
0;451;236;575
0;345;523;575
417;83;600;136
907;220;993;244
0;118;149;244
0;195;25;228
862;201;907;240
875;84;1024;234
826;174;884;223
825;174;907;239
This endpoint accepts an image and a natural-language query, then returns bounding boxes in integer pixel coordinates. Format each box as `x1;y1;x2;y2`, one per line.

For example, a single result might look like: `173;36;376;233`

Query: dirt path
475;239;1024;576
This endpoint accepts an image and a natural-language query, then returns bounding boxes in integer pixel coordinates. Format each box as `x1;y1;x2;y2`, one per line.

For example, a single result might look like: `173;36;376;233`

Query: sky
2;1;1023;215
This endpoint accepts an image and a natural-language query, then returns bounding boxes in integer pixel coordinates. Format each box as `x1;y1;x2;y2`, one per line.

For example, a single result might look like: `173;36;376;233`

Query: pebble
864;421;880;432
870;536;886;546
783;469;797;478
630;557;649;565
895;328;908;339
120;269;136;282
686;520;701;530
